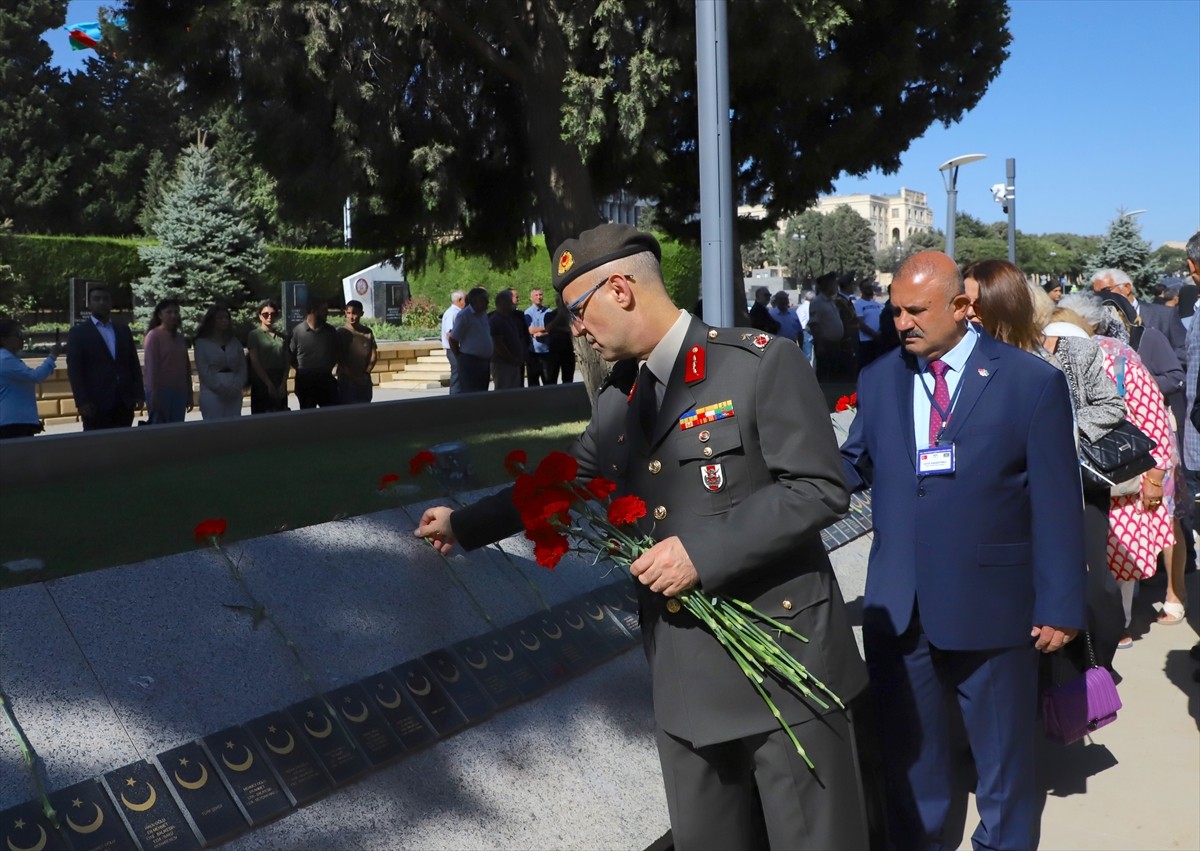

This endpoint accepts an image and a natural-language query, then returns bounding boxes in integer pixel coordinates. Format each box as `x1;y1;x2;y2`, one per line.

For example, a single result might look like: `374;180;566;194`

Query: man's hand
629;536;699;597
415;506;459;555
1031;624;1077;653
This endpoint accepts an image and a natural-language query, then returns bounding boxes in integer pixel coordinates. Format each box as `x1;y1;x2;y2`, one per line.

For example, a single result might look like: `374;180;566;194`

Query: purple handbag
1041;633;1122;744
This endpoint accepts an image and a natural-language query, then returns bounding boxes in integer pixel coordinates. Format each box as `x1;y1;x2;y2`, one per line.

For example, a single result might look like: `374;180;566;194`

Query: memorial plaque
284;698;369;785
423;648;496;723
103;760;201;850
523;610;593;674
449;636;521;710
595;582;642;639
481;628;548;699
578;592;638;649
324;683;405;767
158;741;248;846
548;601;614;667
242;713;332;806
359;670;436;750
0;799;69;851
47;780;133;851
200;726;290;826
507;620;569;684
390;659;467;738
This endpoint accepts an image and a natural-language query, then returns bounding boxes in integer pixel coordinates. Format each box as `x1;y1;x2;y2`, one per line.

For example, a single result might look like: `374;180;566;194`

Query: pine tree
1084;212;1164;297
134;136;268;335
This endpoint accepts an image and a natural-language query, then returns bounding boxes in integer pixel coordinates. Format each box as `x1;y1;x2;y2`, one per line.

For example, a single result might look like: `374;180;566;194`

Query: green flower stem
0;690;57;827
724;597;811;642
746;676;815;769
447;494;548;612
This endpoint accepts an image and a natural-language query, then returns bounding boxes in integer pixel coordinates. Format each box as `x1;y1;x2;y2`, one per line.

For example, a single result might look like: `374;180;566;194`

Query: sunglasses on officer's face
565;274;635;326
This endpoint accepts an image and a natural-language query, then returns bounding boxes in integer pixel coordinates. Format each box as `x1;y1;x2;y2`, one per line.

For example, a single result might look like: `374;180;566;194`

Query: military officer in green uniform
416;223;868;849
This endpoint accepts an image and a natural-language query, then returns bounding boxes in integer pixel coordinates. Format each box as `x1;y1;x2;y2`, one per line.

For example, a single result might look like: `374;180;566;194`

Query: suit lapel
896;353;918;468
87;320;117;361
941;337;1000;445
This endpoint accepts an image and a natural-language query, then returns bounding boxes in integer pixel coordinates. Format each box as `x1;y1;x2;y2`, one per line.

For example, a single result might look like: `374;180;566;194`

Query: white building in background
739;187;935;251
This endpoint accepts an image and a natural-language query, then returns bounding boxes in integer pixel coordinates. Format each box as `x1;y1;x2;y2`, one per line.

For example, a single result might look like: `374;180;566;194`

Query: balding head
895;251;964;299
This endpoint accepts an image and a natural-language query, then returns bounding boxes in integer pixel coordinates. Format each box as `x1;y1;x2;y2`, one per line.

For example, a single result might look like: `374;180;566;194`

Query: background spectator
142;298;192;424
337;299;378;404
247;299;289;414
0;320;60;439
66;283;143;430
288;298;340;408
194;304;247;419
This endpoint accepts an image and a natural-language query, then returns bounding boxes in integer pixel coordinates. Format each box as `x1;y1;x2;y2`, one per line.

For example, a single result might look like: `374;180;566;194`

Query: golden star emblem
13;818;25;829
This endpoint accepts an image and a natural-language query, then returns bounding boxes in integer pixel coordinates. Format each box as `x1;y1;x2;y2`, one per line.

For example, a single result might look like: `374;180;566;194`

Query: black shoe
1190;644;1200;662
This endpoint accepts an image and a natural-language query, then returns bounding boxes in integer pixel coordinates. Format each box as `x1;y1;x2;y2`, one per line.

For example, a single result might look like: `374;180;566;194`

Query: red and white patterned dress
1095;336;1178;581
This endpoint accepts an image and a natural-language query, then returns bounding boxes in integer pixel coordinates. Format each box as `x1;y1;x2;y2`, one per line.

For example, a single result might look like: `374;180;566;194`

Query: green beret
551;223;661;294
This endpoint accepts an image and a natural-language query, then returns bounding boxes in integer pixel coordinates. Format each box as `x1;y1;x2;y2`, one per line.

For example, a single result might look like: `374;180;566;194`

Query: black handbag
1078;420;1157;492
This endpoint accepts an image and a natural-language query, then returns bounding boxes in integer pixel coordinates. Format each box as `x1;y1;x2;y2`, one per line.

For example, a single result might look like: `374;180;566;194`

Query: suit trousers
865;613;1038;851
656;710;867;851
81;405;134;431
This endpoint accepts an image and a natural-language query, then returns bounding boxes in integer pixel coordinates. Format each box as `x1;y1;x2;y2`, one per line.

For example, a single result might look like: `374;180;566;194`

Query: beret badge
557;250;574;276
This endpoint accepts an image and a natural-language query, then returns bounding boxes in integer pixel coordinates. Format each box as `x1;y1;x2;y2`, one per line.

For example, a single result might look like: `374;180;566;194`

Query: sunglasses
260;311;278;318
565;274;634;326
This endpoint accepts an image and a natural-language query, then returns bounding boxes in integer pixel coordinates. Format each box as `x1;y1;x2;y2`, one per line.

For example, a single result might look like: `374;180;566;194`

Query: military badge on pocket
701;463;725;492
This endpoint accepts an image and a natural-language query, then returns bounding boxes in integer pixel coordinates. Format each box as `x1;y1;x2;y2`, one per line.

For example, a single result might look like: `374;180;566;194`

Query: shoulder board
705;327;775;356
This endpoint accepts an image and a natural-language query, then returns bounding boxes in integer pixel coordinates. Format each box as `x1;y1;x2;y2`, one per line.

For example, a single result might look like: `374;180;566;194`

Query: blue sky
47;0;1200;247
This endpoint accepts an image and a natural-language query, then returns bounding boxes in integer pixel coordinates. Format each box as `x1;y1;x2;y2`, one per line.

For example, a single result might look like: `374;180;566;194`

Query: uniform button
698;430;710;443
781;599;793;611
611;464;619;473
918;487;926;497
666;598;682;614
648;460;662;474
653;505;668;521
708;329;718;339
702;447;713;458
617;433;625;444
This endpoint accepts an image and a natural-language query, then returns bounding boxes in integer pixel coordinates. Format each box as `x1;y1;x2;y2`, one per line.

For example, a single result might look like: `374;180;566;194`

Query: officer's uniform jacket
454;316;867;747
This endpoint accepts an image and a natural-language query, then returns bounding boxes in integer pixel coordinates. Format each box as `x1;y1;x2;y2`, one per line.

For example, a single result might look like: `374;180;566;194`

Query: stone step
378;379;447;390
415;353;451;365
393;365;449;381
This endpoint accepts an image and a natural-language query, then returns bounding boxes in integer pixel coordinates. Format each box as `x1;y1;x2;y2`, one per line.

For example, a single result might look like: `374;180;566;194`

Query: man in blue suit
840;251;1087;850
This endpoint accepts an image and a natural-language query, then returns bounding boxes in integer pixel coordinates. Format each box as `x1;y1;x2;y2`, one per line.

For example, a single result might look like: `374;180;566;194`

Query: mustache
901;329;925;341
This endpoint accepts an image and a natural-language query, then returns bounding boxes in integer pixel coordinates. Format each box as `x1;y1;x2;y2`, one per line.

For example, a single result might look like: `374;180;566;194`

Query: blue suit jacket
841;331;1087;651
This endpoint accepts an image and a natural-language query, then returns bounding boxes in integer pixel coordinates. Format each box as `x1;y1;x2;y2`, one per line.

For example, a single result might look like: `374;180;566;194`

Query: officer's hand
415;506;459;555
1031;624;1077;653
630;536;699;597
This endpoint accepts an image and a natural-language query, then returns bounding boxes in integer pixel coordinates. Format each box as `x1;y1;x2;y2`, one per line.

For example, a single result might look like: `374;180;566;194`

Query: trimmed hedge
1;233;701;318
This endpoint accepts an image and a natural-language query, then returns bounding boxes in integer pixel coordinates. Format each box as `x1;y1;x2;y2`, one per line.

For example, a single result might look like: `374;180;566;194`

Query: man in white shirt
442;290;466;393
449;288;493;393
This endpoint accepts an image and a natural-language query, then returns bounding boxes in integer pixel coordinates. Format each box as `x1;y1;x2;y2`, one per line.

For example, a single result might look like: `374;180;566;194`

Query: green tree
1151;244;1188;277
1083;212;1164;296
824;205;875;278
0;0;72;231
134;137;268;335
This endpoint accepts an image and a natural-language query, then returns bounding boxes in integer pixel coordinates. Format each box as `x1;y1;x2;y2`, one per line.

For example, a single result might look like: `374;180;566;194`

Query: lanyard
920;365;966;446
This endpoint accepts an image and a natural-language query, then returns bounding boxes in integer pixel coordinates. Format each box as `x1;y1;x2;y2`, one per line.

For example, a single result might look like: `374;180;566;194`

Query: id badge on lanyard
919;367;962;476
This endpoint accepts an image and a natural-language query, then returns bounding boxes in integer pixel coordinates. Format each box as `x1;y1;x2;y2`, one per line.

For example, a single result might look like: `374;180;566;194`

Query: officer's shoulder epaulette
601;358;639;394
705;327;774;356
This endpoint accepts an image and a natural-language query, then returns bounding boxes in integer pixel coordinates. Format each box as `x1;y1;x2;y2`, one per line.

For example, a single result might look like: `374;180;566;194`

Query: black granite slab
389;659;467;738
47;780;133;851
325;683;405;767
158;741;248;846
102;760;201;850
200;727;291;827
0;799;70;851
241;713;332;807
358;670;437;751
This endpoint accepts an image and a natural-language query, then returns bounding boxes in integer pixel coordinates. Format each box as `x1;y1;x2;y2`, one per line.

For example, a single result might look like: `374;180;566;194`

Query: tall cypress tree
1084;212;1164;296
134;136;267;334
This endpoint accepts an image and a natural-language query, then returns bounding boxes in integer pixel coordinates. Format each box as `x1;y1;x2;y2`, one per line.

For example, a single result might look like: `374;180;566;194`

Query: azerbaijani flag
66;17;125;52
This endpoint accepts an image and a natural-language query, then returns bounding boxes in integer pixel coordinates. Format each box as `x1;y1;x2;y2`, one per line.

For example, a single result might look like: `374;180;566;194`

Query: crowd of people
441;285;576;393
748;269;902;385
0;285;383;436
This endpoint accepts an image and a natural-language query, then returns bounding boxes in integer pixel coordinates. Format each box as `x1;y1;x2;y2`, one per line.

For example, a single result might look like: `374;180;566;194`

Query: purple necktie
928;360;950;447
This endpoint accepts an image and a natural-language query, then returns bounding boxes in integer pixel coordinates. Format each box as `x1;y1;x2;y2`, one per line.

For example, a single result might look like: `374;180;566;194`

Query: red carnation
521;488;573;528
503;449;528;477
585;476;617;500
379;472;401;489
849;392;857;407
194;518;228;542
607;495;647;526
533;451;578;487
409;450;437;477
835;395;851;412
528;527;570;569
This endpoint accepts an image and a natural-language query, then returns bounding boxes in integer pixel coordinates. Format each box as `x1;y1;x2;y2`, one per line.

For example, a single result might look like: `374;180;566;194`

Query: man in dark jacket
66;284;144;430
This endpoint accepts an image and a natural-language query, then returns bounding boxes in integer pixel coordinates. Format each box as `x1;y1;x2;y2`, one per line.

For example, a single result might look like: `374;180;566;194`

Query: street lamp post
938;153;987;261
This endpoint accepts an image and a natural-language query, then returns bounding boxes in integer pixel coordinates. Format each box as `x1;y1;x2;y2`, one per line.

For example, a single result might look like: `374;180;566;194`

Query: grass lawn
0;417;588;589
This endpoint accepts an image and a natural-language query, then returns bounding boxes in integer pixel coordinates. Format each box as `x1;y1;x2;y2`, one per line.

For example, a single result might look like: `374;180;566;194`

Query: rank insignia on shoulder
701;463;725;492
685;345;706;383
679;400;734;430
739;332;771;350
